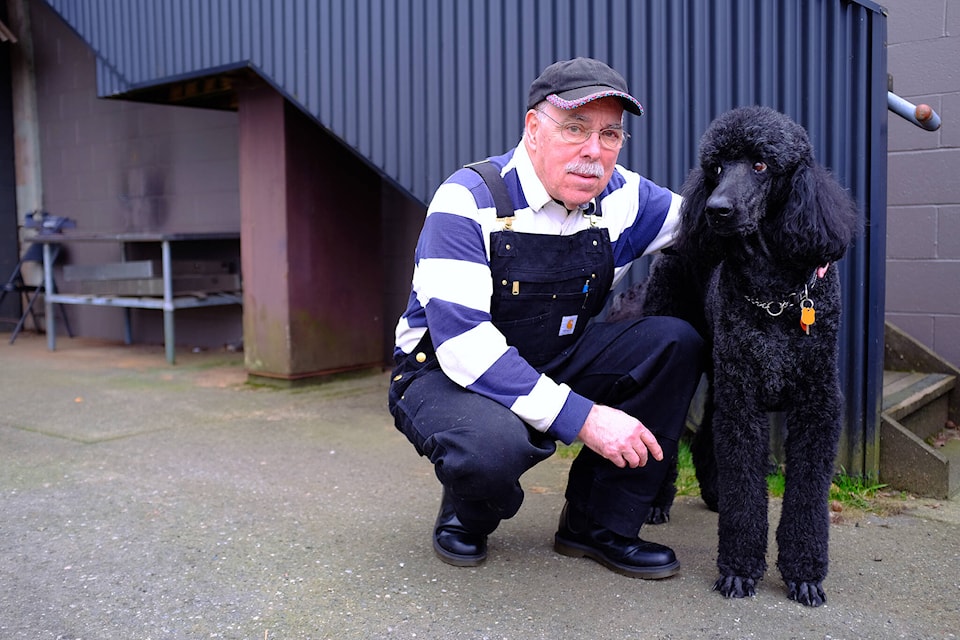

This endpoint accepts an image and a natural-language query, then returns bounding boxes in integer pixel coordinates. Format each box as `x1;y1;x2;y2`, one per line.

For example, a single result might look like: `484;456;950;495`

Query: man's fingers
635;446;648;467
621;448;642;468
579;406;664;467
608;450;627;468
637;425;663;462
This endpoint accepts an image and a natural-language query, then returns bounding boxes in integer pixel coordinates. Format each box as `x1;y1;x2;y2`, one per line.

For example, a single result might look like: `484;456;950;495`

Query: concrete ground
1;332;958;640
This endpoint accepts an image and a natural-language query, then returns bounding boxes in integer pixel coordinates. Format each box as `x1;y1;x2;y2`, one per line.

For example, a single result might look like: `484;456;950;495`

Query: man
388;57;704;579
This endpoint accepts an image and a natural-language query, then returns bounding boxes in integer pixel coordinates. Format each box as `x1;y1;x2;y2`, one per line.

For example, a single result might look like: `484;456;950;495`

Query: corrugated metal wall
42;0;889;478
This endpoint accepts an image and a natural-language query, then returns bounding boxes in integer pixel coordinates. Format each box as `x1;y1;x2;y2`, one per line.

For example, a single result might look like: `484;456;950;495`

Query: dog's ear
675;167;722;259
777;163;861;264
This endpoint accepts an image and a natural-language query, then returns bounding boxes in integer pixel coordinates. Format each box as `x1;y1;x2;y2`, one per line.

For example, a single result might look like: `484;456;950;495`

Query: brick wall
884;0;960;366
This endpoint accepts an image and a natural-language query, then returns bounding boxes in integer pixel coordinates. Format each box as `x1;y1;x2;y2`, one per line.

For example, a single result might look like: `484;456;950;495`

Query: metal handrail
887;92;941;131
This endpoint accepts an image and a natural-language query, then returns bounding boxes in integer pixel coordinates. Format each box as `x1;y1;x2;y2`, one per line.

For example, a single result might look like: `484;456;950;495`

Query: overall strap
465;160;514;219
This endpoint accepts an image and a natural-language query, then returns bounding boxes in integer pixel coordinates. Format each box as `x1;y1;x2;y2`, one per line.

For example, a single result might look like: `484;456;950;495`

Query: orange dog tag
800;299;816;334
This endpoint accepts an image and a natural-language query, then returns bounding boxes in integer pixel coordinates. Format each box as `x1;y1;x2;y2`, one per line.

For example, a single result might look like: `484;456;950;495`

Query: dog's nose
706;194;733;218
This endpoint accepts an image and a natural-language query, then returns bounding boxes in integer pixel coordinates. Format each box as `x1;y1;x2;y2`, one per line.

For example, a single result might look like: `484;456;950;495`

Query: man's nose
581;131;604;155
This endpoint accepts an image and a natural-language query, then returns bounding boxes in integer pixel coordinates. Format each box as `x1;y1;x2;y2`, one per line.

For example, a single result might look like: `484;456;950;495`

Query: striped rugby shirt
393;140;682;444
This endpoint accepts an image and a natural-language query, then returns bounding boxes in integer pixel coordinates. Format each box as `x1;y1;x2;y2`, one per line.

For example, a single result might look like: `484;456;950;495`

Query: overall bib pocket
489;228;613;368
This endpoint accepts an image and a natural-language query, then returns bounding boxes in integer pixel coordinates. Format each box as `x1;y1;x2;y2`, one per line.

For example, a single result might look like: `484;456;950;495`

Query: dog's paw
786;580;826;607
713;574;757;599
646;505;671;525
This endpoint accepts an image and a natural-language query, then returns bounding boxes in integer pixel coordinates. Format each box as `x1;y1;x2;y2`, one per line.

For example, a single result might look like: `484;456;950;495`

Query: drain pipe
888;91;941;131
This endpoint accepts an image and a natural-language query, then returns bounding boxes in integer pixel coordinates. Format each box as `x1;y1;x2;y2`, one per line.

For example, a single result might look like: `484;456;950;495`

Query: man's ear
524;110;541;149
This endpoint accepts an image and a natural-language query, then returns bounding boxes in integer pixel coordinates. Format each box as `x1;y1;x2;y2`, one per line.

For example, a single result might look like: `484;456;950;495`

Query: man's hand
577;404;663;468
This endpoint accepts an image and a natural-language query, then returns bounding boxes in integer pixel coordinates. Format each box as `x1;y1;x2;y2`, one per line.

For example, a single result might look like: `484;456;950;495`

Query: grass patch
675;439;700;496
829;470;907;515
557;439;909;517
766;465;907;516
766;469;786;498
555;442;583;459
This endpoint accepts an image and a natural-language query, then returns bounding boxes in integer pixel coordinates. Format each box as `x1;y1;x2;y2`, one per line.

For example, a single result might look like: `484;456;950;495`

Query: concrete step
880;370;959;499
882;370;955;440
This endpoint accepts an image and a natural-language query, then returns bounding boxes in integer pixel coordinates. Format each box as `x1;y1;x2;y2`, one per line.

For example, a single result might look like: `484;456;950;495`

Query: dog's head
675;106;859;265
699;106;811;236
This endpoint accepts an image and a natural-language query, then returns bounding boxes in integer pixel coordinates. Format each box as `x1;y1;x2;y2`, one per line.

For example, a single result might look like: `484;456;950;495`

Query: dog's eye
753;161;768;173
713;165;722;176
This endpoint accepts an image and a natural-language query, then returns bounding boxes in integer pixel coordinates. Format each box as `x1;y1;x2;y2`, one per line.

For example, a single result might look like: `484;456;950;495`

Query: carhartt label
559;315;578;336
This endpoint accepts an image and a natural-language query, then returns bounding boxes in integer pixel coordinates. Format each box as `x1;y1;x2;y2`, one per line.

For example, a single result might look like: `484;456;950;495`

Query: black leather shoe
554;502;679;579
433;488;488;567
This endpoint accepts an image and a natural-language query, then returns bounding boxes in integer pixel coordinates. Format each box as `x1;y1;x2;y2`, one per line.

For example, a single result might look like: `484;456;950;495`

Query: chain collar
744;264;828;317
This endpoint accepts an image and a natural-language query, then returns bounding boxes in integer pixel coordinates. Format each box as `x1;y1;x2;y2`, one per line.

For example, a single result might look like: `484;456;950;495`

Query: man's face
524;97;625;210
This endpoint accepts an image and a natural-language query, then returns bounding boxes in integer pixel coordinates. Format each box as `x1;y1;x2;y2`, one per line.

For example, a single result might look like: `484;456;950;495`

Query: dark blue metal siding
45;0;885;201
42;0;888;478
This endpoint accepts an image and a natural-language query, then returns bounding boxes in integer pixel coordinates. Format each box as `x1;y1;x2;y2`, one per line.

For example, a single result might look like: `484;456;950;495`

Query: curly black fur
609;106;860;607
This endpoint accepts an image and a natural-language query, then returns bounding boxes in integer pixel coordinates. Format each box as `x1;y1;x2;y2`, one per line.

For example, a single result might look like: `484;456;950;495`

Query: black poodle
609;106;860;607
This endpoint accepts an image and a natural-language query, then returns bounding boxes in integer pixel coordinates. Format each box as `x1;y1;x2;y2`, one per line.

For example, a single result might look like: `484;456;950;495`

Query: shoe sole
554;536;680;579
433;537;487;567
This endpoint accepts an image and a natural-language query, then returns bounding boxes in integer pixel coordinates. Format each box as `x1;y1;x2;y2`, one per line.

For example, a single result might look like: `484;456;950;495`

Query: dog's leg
631;253;709;525
646;452;678;524
691;379;719;512
649;375;719;523
711;378;771;599
776;379;843;607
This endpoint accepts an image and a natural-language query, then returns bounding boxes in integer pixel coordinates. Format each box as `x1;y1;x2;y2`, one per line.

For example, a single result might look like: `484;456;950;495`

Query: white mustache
565;160;604;178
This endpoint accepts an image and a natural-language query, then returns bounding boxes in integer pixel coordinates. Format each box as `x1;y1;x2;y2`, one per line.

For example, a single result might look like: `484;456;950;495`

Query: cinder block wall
884;0;960;366
29;0;243;349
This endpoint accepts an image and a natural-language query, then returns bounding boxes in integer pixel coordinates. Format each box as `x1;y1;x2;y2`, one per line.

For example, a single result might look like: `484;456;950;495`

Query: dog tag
801;301;816;326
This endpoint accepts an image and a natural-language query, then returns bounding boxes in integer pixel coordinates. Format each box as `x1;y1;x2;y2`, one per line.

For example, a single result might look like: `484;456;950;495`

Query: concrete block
885;260;960;314
884;0;947;44
942;92;960;148
934;315;960;367
888;38;960;96
75;274;241;296
887;148;960;205
886;206;938;258
949;0;960;38
885;313;935;349
63;261;154;282
64;260;234;281
940;206;960;259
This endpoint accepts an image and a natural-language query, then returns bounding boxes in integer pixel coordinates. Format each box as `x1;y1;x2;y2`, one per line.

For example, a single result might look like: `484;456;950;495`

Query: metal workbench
34;231;242;364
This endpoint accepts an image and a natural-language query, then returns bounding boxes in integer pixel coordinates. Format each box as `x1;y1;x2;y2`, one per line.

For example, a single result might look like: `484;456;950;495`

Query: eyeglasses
536;109;630;150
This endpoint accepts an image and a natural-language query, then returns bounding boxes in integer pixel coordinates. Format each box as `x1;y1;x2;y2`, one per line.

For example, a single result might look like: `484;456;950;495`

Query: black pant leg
389;367;556;533
545;316;705;537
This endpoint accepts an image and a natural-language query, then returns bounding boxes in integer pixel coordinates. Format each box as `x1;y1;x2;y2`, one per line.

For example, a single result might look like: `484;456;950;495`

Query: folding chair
0;213;76;344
